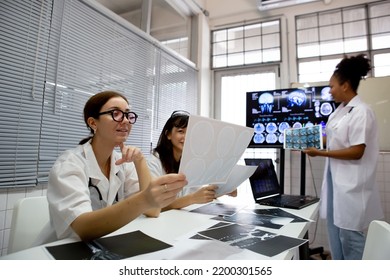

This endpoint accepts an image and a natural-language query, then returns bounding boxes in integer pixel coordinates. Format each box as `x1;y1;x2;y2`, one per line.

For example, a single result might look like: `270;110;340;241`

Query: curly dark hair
333;54;371;92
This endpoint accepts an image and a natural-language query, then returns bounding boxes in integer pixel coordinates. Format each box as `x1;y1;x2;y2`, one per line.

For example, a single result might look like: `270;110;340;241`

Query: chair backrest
362;220;390;260
8;196;51;254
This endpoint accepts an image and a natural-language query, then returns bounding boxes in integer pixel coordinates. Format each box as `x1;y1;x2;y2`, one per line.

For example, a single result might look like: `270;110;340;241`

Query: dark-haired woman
304;55;384;259
47;91;187;241
148;111;236;211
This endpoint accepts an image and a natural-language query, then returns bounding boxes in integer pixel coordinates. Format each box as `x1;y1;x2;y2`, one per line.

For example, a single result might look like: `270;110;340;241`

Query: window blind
150;48;198;152
0;0;198;187
0;0;52;188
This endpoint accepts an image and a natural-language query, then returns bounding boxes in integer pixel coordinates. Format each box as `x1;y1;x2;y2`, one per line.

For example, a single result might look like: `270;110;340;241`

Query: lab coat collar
82;141;123;205
346;95;362;108
82;141;122;180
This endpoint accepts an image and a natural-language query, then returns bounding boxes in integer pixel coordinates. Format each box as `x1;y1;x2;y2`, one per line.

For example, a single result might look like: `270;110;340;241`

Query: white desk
1;201;319;260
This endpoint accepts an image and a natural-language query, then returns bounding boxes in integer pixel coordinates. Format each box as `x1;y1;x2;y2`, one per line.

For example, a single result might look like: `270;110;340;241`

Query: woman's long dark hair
153;111;189;173
79;91;128;145
333;54;371;92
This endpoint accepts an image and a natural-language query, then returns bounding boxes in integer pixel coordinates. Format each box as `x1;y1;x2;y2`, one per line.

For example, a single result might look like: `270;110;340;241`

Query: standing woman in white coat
47;91;187;241
304;54;384;260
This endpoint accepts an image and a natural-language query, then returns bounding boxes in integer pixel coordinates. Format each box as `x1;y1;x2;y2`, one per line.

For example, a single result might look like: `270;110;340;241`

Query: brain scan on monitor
258;93;274;114
287;90;307;108
247;86;338;148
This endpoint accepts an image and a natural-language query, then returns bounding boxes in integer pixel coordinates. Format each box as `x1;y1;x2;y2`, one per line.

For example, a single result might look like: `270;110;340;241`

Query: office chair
8;196;55;254
362;220;390;260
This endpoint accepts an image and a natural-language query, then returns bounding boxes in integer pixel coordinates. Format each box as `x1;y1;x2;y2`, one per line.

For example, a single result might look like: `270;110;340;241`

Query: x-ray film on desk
245;158;319;209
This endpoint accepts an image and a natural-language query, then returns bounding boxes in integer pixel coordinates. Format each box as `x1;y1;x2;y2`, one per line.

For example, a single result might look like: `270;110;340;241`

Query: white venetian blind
37;0;198;182
150;49;198;151
0;0;52;187
0;0;197;187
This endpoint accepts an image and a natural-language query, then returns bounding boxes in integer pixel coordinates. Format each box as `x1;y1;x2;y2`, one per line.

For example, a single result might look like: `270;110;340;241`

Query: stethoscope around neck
88;178;119;203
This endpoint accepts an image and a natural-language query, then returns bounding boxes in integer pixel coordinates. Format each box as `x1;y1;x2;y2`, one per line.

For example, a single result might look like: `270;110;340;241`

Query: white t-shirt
320;95;384;231
47;141;139;239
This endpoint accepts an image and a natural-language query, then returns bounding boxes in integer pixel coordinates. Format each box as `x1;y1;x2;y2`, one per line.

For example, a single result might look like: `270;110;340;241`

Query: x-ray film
283;124;323;150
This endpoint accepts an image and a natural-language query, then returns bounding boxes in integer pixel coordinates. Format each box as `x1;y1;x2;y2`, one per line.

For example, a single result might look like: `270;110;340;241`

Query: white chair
8;196;55;254
362;220;390;260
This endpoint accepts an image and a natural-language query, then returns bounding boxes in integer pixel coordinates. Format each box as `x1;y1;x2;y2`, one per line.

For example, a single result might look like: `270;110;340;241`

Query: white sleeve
47;153;92;239
122;162;141;198
147;153;165;178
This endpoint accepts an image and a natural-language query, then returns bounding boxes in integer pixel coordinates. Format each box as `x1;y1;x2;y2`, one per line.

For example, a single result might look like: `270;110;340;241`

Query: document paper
178;115;253;187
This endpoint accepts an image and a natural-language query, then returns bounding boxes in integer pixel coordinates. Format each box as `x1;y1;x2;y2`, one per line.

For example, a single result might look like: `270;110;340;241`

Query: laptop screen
244;158;281;200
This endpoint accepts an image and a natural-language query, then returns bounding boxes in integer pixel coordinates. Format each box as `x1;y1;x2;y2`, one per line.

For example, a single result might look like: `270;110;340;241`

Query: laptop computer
244;158;319;209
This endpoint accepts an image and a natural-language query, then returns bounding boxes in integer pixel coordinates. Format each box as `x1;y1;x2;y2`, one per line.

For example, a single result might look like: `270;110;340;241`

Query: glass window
297;1;390;83
245;37;262;52
228;26;244;40
227;38;244;53
297;28;319;44
296;14;318;30
211;19;281;69
298;58;340;83
244;23;261;37
161;37;189;58
373;53;390;77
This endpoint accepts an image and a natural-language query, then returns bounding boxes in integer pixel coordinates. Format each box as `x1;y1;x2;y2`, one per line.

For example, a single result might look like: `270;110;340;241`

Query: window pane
370;2;390;17
263;33;280;49
213;30;227;42
299;72;330;83
297;28;319;44
299;61;321;74
320;40;343;56
343;7;366;22
374;53;390;77
320;25;343;40
321;58;341;72
344;37;368;53
213;55;227;68
245;23;261;37
344;20;367;37
213;42;226;55
296;15;318;30
370;16;390;33
262;20;280;34
372;34;390;49
228;26;244;40
245;37;261;51
319;11;341;25
263;48;280;62
245;50;262;64
227;38;243;53
227;53;244;66
297;43;320;58
298;59;340;83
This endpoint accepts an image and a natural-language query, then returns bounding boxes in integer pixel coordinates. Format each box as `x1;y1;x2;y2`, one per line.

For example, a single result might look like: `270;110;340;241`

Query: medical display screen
246;86;338;148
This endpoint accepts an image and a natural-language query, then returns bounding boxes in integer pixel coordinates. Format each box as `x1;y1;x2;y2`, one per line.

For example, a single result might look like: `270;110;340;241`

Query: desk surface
1;200;319;260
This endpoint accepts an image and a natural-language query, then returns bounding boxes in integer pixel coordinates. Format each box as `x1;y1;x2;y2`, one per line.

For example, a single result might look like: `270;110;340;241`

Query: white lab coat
47;141;139;239
320;95;384;231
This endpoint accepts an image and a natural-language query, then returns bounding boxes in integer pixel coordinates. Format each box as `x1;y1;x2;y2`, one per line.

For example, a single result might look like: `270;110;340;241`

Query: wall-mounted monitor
246;86;338;148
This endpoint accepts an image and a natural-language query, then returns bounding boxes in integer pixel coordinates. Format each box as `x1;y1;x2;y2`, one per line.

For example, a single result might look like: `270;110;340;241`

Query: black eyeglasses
171;110;190;117
98;109;138;124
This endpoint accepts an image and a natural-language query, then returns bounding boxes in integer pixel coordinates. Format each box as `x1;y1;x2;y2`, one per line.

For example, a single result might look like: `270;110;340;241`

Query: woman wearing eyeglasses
148;110;237;211
47;91;187;241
